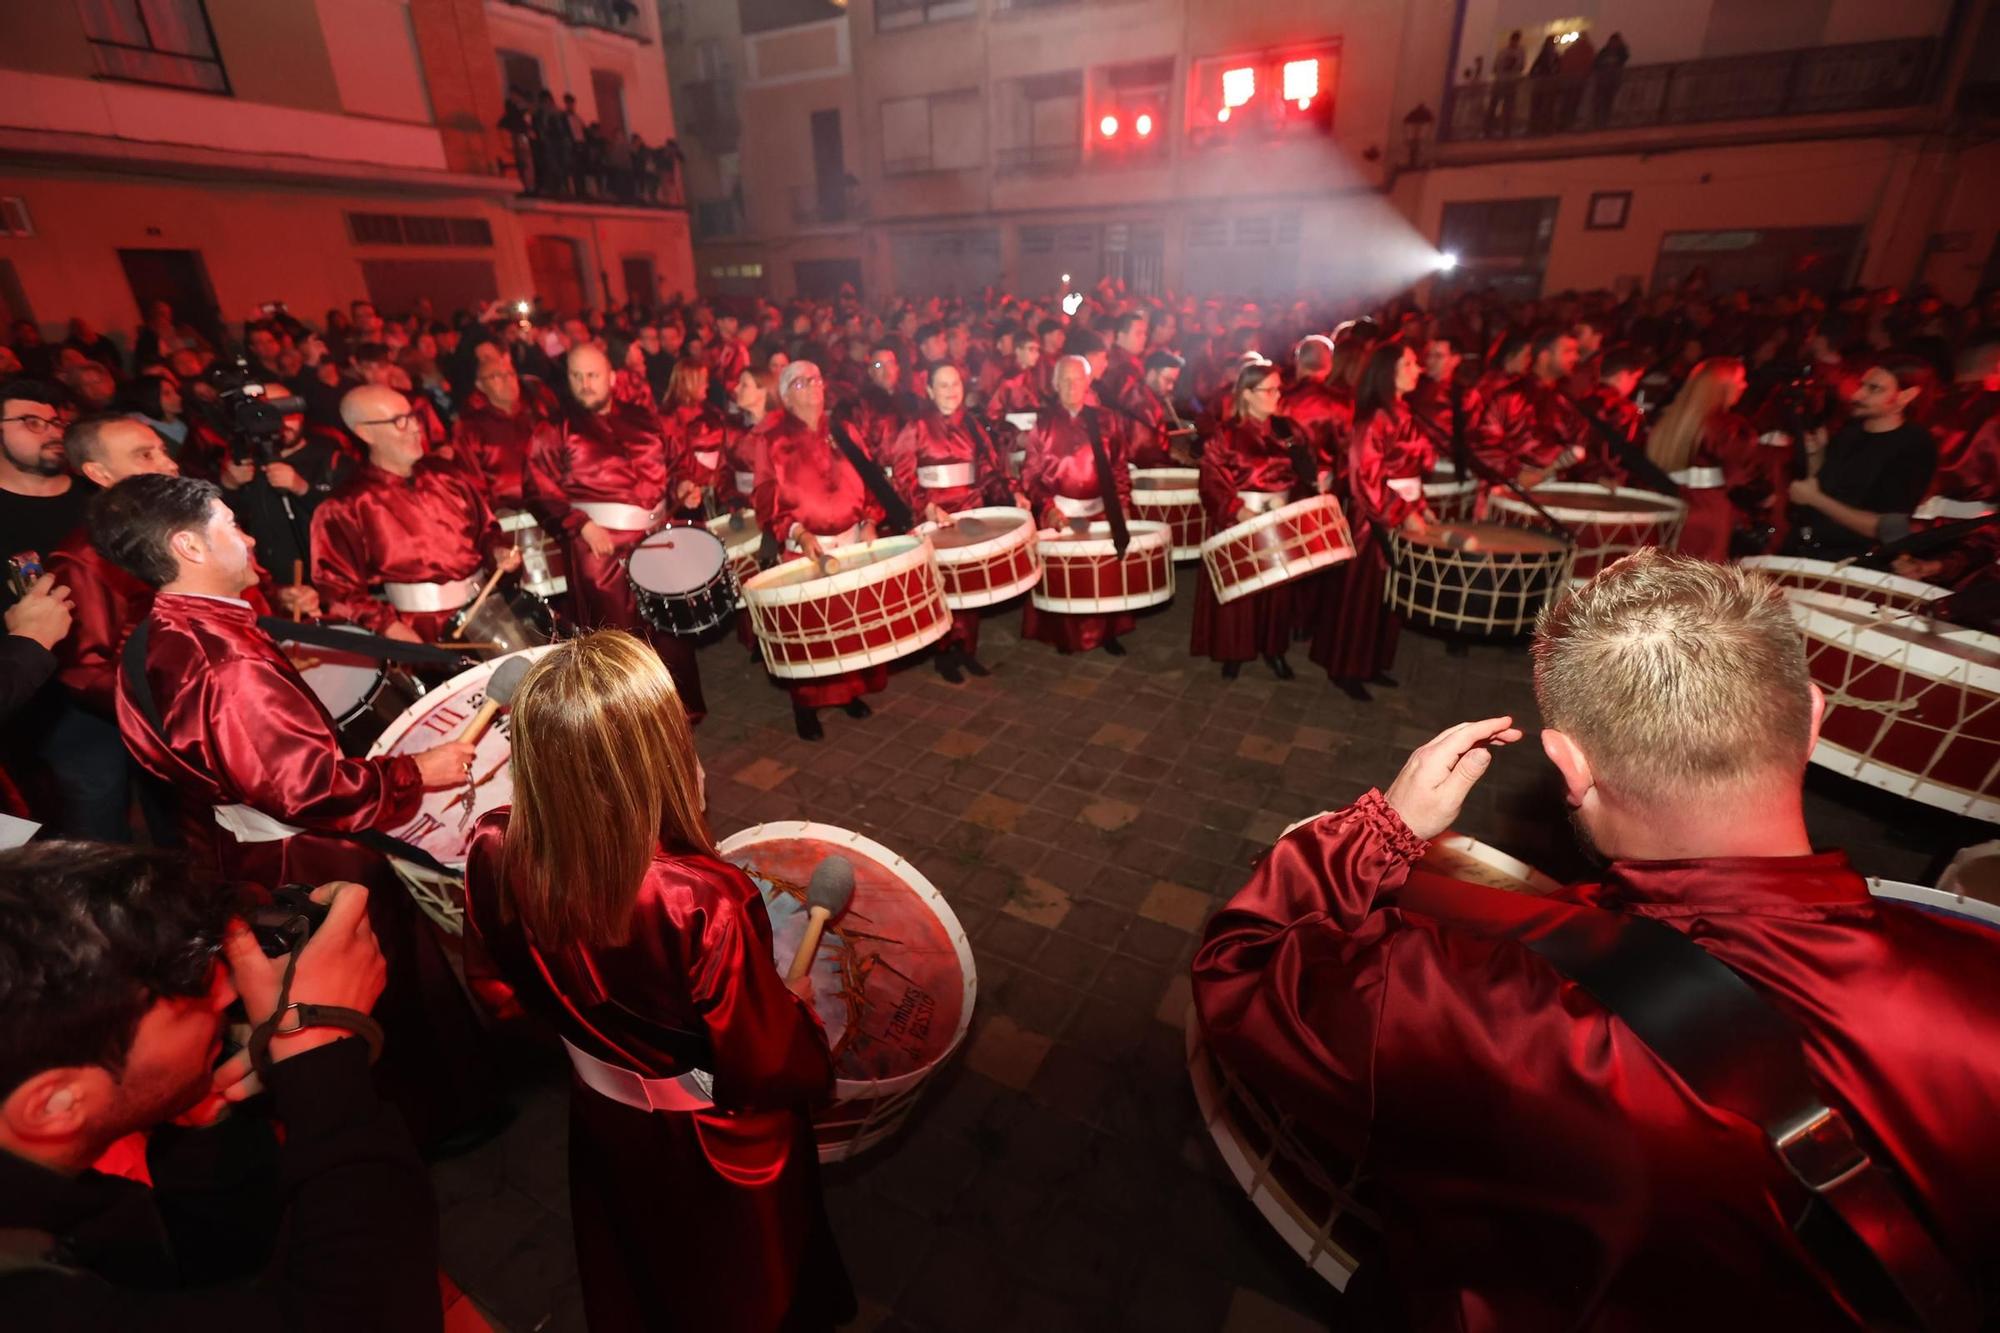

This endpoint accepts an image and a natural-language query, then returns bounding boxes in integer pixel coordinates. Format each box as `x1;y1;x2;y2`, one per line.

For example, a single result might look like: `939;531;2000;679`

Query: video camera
205;356;307;464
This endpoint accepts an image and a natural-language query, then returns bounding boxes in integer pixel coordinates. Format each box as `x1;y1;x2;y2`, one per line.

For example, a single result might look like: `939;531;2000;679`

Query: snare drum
1033;520;1175;614
1201;495;1356;604
1383;522;1575;637
629;525;740;638
1131;468;1206;561
705;509;764;588
1490;484;1688;583
1774;579;2000;822
1187;834;1555;1291
718;820;976;1161
917;507;1042;609
283;622;423;757
366;646;561;932
742;535;952;678
1741;556;1949;617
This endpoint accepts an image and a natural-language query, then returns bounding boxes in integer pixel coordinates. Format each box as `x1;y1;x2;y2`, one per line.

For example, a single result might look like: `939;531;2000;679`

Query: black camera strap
246;934;384;1076
257;617;471;667
1393;873;1980;1333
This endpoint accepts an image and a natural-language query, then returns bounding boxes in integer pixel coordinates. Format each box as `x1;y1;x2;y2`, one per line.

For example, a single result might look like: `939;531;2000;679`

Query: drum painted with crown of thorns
742;535;952;678
719;821;976;1162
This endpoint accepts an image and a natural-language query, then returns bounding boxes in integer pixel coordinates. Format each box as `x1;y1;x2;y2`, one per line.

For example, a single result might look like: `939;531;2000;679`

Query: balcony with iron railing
495;0;650;42
1441;36;1938;144
791;180;865;226
681;77;741;153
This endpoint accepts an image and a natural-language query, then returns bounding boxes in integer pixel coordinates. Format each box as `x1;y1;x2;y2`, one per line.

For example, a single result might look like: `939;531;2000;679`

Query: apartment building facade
0;0;695;354
664;0;2000;304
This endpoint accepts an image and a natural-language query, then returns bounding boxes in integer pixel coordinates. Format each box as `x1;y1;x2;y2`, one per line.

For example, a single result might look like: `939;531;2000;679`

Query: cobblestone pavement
434;586;1955;1333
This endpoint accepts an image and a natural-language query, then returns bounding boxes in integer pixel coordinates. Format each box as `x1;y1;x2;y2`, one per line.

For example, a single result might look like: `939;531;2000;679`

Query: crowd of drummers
5;275;1998;804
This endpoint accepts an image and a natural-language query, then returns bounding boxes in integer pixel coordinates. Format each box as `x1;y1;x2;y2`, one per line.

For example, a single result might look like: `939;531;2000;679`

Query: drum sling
1079;408;1130;555
828;418;914;535
1394;874;1981;1333
1570;398;1681;496
121;622;455;877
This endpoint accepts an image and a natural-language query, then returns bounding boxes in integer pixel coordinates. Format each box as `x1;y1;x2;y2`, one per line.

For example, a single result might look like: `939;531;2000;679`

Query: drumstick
454;656;533;744
786;856;855;983
289;559;304;622
432;640;504;651
454;565;510;633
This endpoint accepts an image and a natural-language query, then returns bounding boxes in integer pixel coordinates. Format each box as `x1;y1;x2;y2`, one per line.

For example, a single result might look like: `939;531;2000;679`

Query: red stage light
1222;66;1256;110
1282;58;1319;105
1135;112;1154;137
1217;107;1231;123
1099;113;1120;137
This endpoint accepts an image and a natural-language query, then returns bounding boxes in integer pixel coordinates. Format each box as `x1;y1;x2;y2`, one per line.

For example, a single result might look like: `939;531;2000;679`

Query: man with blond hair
1194;550;1997;1330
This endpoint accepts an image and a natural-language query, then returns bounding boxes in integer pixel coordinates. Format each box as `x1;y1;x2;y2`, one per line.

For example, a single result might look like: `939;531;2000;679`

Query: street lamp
1402;103;1436;169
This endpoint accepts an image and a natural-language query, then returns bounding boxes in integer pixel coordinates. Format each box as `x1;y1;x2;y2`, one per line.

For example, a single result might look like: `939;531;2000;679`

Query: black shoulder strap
1077;408;1131;554
1570;397;1681;495
1269;415;1320;502
1395;874;1979;1333
827;417;914;534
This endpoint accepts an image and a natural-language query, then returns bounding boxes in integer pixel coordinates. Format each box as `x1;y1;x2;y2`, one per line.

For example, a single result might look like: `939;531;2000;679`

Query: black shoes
1265;654;1294;681
934;649;965;684
843;698;872;719
961;653;990;678
1221;661;1241;680
1102;637;1127;657
794;707;824;742
1335;678;1373;702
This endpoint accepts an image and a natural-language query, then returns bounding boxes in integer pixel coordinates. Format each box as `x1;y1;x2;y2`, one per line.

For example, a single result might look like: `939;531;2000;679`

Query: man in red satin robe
1468;327;1588;490
1279;335;1353;489
1117;350;1191;468
1570;343;1653;487
313;385;520;644
1096;309;1149;411
527;344;706;720
835;343;919;468
1407;334;1481;472
454;343;560;514
1021;355;1136;656
754;361;888;741
1195;551;1999;1330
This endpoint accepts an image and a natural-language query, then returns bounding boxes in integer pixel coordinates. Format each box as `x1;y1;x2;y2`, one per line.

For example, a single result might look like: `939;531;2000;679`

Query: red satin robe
453;388;558;512
115;592;422;889
1574;384;1644;487
310;459;504;640
1194;790;2000;1331
1926;385;2000;509
1674;411;1769;563
722;408;782;510
1312;402;1433;680
1278;376;1354;491
46;534;273;717
464;812;851;1333
1116;377;1184;469
1469;373;1585;483
1020;404;1136;653
1407;377;1482;469
752;413;889;709
663;402;730;517
1096;345;1144;417
835;385;915;465
890;406;1015;655
984;368;1044;466
528;400;705;721
1190;418;1306;663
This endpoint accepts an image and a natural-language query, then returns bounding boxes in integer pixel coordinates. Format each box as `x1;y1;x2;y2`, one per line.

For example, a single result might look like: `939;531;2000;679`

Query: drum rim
1422;477;1479;496
1197;494;1348;556
1809;740;2000;824
1035;517;1172;557
703;509;762;557
715;820;978;1100
1868;878;2000;929
1787;590;2000;691
1387;523;1575;559
915;506;1037;564
742;533;936;607
1130;466;1202;505
1742;555;1947;607
629;527;731;594
1489;483;1689;523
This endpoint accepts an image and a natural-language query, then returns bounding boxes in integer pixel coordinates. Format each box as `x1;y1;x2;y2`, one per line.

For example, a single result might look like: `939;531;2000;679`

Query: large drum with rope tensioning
741;534;953;678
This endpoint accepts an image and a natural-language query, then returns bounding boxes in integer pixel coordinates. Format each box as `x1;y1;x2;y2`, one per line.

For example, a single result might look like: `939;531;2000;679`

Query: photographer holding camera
0;843;441;1331
205;366;353;584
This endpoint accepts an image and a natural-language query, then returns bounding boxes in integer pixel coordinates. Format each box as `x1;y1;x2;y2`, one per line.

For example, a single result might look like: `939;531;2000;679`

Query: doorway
527;234;589;312
811;109;847;222
117;247;221;346
591;69;627;139
621;255;656;307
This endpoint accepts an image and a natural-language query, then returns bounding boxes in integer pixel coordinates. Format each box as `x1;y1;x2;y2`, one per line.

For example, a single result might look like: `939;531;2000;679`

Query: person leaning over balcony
1591;32;1631;126
1483;30;1525;136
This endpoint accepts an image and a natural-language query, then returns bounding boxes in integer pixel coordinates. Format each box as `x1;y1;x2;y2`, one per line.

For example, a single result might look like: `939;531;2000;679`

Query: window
880;90;983;175
1186;42;1339;146
875;0;976;32
346;213;495;248
498;49;544;97
591;69;628;140
1088;57;1173;162
77;0;228;94
997;71;1083;172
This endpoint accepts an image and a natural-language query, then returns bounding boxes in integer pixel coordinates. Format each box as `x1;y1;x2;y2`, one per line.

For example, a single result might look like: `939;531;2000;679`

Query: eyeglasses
353;412;420;431
786;375;825;391
0;413;61;434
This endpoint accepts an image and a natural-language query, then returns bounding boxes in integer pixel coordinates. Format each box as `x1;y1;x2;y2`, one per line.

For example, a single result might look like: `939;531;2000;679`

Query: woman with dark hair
1191;358;1318;679
465;631;851;1332
662;357;728;519
119;372;189;455
1310;339;1432;700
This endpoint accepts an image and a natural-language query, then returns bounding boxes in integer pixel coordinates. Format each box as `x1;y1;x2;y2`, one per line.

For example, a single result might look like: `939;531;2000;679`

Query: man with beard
1118;350;1192;468
1196;552;1998;1330
527;344;706;719
1468;327;1588;491
216;383;354;590
835;342;920;480
1096;309;1150;410
0;843;440;1329
1;380;85;581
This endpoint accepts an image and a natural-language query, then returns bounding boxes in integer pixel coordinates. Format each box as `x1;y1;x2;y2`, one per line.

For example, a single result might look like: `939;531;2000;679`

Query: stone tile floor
436;587;1963;1332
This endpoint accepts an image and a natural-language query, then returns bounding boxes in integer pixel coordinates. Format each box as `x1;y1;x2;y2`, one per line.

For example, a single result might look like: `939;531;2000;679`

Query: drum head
931;513;1025;551
287;624;383;721
630;527;728;594
1408;522;1567;556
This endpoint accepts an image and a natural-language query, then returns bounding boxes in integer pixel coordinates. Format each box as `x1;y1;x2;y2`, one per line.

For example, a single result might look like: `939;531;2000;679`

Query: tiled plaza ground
434;585;1959;1333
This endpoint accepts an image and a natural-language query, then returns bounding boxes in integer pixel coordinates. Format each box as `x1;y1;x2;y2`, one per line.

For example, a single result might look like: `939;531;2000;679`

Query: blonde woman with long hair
464;631;851;1332
1643;356;1767;561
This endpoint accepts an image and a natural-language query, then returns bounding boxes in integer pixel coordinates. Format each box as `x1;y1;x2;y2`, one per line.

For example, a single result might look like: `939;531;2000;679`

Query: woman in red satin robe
752;361;887;741
1644;357;1771;562
723;368;783;509
1197;554;2000;1330
527;344;706;721
1020;355;1137;656
1311;340;1433;700
889;362;1022;680
1192;360;1314;679
464;632;852;1333
661;358;731;521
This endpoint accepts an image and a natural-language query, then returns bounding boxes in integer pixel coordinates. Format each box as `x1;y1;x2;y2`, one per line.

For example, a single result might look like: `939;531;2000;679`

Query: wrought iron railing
499;0;649;41
1442;36;1936;142
791;181;864;225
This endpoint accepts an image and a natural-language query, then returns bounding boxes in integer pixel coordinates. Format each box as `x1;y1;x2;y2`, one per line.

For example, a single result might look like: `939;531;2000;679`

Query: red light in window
1216;107;1231;123
1221;66;1256;109
1099;113;1120;137
1282;59;1319;104
1135;112;1153;137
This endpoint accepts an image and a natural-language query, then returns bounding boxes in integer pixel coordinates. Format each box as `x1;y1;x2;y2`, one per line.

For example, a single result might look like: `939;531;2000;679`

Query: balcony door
527;235;589;313
812;109;847;221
